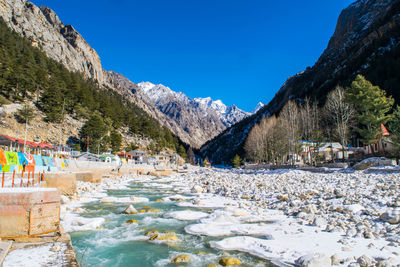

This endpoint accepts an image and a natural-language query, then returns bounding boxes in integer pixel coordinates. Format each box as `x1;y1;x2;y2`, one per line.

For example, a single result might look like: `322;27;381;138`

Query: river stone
145;230;159;236
124;205;138;214
155;233;178;241
191;185;203;193
312;216;327;227
219;257;242;266
357;255;373;267
171;254;191;263
380;209;400;224
330;254;343;265
295;253;332;267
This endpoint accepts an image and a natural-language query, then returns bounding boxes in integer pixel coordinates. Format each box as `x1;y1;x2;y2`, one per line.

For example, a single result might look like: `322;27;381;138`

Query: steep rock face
201;0;400;164
0;0;248;148
0;0;105;84
105;72;204;147
138;82;249;147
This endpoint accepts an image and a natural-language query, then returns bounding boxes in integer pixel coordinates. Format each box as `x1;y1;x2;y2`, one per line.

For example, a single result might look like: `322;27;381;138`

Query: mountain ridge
200;0;400;164
0;0;252;148
137;82;250;147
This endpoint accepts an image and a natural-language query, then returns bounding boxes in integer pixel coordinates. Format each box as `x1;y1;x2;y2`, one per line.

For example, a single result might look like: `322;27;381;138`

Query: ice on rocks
295;253;332;267
64;215;105;232
164;210;209;221
99;196;149;204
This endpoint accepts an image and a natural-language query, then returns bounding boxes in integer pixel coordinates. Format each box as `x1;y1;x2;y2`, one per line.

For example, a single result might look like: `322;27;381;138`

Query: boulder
380;209;400;224
126;219;138;224
171;254;191;263
191;185;203;193
330;254;343;265
353;157;393;170
219;257;242;266
154;233;178;241
145;230;159;236
295;253;332;267
357;255;373;267
312;216;327;227
123;205;138;214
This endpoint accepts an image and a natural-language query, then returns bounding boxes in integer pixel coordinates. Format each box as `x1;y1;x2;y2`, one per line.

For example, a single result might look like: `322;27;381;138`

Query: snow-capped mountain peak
252;102;264;113
137;81;155;93
137;81;250;142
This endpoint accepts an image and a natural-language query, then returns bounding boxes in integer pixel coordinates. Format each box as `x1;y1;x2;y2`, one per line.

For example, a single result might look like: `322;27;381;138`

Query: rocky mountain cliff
200;0;400;164
137;82;250;146
0;0;251;148
0;0;105;84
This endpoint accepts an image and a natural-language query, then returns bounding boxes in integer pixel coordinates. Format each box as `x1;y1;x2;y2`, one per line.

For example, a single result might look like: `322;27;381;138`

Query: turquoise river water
69;177;276;267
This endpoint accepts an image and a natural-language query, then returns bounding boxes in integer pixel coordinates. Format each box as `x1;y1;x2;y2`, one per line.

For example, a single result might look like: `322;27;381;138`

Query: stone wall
0;188;60;238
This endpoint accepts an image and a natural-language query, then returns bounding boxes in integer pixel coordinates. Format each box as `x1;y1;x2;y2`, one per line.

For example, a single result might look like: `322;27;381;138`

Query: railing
1;169;45;188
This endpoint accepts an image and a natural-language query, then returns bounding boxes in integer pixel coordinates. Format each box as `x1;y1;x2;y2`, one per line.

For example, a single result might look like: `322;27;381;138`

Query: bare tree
245;121;263;163
324;86;355;161
299;98;323;164
280;100;300;164
245;115;287;164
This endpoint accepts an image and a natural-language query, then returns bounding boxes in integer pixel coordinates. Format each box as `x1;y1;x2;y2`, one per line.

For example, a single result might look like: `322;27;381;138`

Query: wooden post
1;171;4;188
12;169;15;187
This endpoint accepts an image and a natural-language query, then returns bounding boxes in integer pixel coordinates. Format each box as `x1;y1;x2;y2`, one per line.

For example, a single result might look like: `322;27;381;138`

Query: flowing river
68;176;276;266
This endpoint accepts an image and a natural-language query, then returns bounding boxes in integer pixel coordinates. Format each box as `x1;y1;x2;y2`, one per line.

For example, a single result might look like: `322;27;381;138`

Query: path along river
67;175;277;267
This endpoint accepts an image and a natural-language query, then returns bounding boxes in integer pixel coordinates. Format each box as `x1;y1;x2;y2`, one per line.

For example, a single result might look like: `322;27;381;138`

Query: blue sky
32;0;353;112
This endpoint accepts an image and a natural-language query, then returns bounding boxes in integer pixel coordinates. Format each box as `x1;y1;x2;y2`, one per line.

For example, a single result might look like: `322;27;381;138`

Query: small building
299;140;353;163
363;124;395;155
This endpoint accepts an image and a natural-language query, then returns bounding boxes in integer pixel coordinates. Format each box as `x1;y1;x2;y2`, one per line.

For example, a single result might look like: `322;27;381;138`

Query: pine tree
16;103;34;123
178;145;187;159
110;130;122;153
79;113;108;152
346;75;394;145
388;106;400;156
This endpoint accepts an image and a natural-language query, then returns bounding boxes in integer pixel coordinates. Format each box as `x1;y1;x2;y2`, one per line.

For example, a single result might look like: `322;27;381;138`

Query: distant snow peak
252;102;264;113
194;97;227;115
137;81;155;93
138;81;249;128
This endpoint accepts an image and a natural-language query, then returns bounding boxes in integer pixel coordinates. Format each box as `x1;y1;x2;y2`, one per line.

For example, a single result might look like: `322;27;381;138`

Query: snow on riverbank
170;167;400;266
58;167;400;266
3;243;68;267
60;175;135;232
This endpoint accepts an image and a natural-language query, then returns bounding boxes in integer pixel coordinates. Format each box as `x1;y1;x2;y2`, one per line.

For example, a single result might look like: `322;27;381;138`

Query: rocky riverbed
59;168;400;266
170;167;400;266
